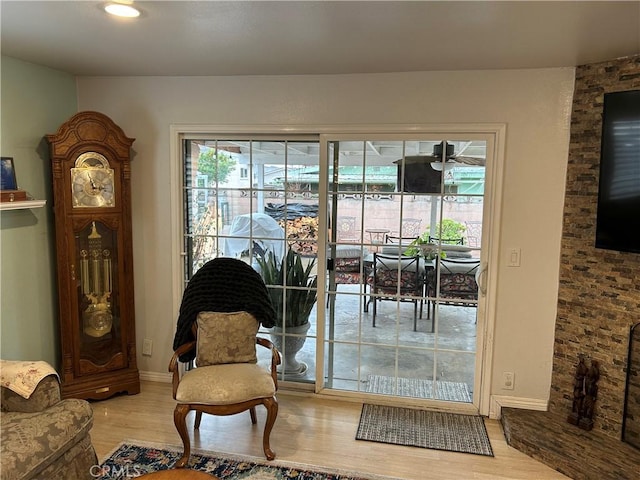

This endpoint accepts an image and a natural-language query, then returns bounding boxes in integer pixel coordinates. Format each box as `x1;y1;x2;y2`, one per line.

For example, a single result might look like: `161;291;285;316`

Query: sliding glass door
178;129;496;411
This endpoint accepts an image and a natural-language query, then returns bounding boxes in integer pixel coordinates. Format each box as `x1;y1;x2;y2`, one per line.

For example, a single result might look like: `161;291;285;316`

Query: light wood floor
90;381;569;480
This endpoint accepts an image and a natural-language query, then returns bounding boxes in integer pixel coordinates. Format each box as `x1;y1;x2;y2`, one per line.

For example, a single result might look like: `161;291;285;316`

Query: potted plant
404;219;466;259
256;248;318;375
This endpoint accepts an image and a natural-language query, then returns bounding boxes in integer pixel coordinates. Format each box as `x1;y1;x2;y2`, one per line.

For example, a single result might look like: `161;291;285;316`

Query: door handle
476;262;488;296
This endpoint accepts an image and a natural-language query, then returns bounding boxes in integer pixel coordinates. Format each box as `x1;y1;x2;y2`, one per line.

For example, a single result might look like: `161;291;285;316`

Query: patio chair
383;234;418;253
330;245;370;286
367;253;425;331
425;257;480;331
401;218;422;237
326;245;370;308
464;220;483;248
386;219;421;242
336;216;359;243
428;235;464;245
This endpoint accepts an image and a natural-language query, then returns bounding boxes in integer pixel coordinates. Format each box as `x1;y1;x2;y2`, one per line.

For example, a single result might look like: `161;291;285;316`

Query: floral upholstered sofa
1;361;98;480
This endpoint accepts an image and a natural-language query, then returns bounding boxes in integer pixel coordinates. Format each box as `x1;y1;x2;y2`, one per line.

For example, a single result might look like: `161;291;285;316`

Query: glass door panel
76;220;123;371
324;137;486;407
182;137;319;385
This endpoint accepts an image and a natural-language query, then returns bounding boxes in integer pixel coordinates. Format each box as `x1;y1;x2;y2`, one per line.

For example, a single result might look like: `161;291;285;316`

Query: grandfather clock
47;111;140;400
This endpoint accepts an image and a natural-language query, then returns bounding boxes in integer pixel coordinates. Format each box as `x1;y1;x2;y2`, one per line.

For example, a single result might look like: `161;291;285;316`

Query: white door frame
169;123;506;416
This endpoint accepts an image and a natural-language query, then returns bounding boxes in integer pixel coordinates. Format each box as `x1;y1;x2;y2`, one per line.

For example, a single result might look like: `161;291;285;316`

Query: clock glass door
74;220;124;373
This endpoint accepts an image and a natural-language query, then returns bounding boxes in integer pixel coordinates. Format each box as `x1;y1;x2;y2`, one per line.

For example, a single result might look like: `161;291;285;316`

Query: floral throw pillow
196;311;258;366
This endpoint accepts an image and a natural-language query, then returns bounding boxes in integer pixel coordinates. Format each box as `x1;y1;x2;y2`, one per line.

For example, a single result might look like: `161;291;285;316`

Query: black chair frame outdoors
367;252;425;331
384;234;419;246
428;235;464;245
425;257;480;331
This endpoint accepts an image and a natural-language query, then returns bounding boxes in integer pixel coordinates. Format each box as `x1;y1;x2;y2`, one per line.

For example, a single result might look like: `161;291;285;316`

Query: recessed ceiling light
104;3;141;18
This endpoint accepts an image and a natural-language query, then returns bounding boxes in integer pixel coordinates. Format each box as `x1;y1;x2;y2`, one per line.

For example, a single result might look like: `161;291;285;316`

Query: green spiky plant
256;248;318;328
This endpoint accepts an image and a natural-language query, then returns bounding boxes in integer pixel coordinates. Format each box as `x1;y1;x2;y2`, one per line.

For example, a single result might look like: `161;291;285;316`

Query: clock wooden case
47;111;140;400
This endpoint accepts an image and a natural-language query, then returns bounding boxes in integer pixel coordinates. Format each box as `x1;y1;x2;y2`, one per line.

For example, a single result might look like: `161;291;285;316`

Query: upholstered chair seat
175;363;276;405
331;245;370;286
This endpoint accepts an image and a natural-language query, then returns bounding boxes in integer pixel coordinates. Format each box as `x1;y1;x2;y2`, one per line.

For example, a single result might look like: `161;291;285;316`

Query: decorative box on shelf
0;189;27;203
0;190;46;211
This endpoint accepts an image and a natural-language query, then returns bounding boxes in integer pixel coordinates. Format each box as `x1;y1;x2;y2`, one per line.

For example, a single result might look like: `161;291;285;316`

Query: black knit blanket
172;257;276;362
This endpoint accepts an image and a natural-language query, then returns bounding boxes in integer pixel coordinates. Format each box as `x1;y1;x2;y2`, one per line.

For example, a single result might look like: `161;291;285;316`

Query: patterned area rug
356;404;494;457
97;441;392;479
365;374;473;403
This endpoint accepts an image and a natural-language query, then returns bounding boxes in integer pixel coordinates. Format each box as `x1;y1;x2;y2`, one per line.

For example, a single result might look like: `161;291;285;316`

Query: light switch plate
508;248;521;267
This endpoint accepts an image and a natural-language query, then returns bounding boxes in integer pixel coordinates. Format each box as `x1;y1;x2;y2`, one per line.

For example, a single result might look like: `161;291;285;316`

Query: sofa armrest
1;375;61;413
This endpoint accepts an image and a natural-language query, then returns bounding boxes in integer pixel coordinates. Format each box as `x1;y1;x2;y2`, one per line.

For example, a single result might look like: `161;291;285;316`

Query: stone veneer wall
550;54;640;439
625;326;640;446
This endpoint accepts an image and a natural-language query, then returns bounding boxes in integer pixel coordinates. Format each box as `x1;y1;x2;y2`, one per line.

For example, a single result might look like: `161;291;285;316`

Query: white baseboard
489;395;548;419
135;373;550;419
139;370;172;383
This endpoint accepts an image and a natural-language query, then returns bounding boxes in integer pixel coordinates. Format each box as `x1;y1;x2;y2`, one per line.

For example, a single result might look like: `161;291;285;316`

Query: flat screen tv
394;156;442;193
595;89;640;254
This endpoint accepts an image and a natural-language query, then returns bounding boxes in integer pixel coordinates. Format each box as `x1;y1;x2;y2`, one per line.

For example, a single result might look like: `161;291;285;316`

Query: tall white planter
270;322;310;376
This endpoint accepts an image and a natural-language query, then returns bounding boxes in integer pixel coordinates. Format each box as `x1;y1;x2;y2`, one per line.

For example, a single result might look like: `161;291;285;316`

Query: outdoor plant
404;219;466;258
256;248;318;328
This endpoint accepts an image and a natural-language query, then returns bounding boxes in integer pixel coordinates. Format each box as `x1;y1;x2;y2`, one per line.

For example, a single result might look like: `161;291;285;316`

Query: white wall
76;68;575;403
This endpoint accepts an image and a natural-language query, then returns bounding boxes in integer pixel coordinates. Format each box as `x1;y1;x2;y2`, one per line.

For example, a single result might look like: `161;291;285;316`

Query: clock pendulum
80;222;113;338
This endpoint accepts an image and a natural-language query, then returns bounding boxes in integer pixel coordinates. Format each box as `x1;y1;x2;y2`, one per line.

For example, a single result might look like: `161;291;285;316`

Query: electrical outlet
142;338;153;356
503;371;515;390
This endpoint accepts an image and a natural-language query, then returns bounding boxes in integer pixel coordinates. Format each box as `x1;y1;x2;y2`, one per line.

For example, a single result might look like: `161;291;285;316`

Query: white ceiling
1;1;639;77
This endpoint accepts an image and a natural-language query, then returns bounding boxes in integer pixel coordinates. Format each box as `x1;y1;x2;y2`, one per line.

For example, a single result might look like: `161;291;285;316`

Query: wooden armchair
168;311;281;467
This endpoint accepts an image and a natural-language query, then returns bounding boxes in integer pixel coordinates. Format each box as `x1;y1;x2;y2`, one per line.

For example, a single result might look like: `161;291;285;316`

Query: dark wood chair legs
174;399;278;467
262;397;278;460
173;404;191;468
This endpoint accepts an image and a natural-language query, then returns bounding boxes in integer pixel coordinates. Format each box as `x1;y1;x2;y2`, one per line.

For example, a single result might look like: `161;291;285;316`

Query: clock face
72;168;115;207
71;153;115;208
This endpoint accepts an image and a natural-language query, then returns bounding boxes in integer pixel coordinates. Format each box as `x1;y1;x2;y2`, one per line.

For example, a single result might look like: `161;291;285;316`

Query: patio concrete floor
260;284;477;402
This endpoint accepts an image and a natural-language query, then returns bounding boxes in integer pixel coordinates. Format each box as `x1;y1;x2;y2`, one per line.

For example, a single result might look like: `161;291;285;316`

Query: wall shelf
0;199;47;211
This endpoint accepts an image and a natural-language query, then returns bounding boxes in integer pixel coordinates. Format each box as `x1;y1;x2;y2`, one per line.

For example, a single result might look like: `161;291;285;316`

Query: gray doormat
356;403;494;457
365;374;472;403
